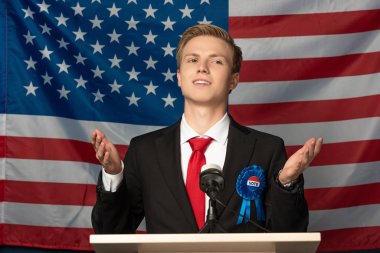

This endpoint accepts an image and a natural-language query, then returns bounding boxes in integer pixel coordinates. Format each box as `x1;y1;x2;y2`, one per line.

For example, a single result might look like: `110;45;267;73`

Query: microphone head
200;164;225;199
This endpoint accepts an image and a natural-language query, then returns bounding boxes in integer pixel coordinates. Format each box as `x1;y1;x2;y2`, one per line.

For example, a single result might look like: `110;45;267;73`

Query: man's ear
229;73;239;91
177;69;181;87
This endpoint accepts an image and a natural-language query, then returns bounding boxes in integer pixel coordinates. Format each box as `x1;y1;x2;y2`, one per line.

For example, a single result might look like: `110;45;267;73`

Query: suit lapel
155;121;198;231
218;118;258;209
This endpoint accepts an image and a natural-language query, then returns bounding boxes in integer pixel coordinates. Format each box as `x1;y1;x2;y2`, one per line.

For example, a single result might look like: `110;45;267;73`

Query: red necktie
186;137;213;230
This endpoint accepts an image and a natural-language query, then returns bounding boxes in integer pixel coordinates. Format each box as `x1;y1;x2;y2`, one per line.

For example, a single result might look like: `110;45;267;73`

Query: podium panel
90;233;320;253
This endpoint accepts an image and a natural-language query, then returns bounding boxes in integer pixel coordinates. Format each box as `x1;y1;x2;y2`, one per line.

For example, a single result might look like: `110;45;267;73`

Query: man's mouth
193;79;211;85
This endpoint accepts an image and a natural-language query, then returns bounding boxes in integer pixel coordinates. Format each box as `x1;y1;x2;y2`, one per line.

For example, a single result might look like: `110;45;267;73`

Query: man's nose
197;61;209;73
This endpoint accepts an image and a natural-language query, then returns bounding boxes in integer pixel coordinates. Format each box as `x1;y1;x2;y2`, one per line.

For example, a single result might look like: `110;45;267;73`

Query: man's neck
183;105;227;135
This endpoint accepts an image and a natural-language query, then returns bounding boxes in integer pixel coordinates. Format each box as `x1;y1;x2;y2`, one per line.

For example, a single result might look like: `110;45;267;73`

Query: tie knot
188;137;213;152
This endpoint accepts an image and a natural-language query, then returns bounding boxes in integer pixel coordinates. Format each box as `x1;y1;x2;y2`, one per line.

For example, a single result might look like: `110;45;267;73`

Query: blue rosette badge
235;164;266;224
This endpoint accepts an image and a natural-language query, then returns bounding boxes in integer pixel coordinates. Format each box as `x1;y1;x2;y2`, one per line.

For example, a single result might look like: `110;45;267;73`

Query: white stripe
230;73;380;104
305;161;380;189
236;30;380;60
6;114;161;144
250;117;380;146
3;202;92;228
229;0;380;17
5;158;100;184
309;204;380;231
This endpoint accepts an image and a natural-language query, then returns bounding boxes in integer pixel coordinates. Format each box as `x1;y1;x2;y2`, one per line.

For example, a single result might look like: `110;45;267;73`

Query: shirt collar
180;113;230;145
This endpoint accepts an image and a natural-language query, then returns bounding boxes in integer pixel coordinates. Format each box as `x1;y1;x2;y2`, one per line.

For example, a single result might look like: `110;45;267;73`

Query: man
91;24;323;234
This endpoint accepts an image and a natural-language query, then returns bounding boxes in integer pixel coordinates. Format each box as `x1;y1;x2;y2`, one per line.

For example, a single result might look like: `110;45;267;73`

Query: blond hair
176;24;242;74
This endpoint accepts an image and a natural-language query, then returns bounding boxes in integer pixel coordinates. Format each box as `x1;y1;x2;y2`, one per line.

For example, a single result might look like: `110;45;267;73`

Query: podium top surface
90;233;321;253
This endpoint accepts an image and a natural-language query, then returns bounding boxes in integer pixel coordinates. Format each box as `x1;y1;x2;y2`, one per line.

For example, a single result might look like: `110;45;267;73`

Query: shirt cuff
101;161;124;192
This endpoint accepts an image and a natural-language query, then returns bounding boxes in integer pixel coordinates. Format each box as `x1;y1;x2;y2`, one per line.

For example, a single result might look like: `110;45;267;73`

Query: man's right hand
91;129;122;175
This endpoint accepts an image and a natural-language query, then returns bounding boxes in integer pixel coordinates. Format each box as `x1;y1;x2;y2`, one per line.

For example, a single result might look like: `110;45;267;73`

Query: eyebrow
183;53;227;59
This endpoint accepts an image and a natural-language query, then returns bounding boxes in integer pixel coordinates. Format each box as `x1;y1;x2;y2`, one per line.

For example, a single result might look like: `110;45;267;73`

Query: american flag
1;0;379;252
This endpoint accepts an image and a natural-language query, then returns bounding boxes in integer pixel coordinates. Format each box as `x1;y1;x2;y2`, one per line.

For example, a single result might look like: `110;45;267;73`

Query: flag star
74;75;87;88
74;52;87;65
57;85;71;100
107;3;121;17
200;0;210;4
73;27;86;41
90;15;103;29
144;56;158;70
127;67;140;81
24;56;37;70
40;46;53;60
125;16;139;30
91;66;105;79
91;40;105;54
126;42;139;56
144;81;158;95
57;37;69;49
128;0;137;4
57;60;71;74
143;30;157;44
23;31;36;45
24;82;39;96
164;0;174;4
162;93;177;107
162;68;175;82
92;89;105;103
162;17;175;31
40;23;52;35
37;0;50;13
22;7;35;19
55;13;69;26
179;4;194;19
107;29;122;43
109;80;123;93
91;0;101;3
109;54;122;68
126;92;141;106
198;16;212;24
41;72;53;85
72;3;85;16
143;4;158;18
162;42;175;57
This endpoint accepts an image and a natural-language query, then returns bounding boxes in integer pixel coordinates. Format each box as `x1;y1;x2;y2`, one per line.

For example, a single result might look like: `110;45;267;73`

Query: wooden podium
90;233;321;253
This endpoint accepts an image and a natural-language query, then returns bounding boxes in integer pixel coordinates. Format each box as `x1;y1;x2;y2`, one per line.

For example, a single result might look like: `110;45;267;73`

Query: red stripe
0;136;5;158
317;227;380;252
286;139;380;167
229;94;380;125
5;136;128;163
2;180;96;206
229;9;380;38
1;224;93;251
305;183;380;211
239;52;380;82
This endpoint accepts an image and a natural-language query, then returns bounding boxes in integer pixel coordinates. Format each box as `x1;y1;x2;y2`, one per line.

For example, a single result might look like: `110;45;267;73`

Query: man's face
177;35;239;108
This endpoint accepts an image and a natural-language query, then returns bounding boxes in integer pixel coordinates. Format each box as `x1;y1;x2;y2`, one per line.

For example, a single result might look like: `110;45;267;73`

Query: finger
314;137;323;156
96;141;106;162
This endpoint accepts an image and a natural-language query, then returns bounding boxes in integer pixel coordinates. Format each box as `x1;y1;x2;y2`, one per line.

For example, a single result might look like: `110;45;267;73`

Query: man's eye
213;59;223;64
187;58;197;63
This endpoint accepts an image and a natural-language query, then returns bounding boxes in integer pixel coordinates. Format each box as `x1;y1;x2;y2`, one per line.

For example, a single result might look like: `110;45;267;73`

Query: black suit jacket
92;117;308;234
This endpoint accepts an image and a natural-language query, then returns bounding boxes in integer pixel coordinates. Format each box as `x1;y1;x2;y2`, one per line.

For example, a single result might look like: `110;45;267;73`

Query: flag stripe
4;202;92;228
317;227;380;252
304;161;380;189
286;139;380;166
1;180;96;206
229;0;380;16
1;224;93;251
309;204;380;231
229;9;380;38
236;30;380;60
231;73;380;104
4;136;128;163
305;183;380;211
239;52;380;82
229;95;380;125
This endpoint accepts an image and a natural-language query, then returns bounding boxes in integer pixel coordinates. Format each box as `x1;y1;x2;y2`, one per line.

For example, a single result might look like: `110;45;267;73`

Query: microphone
200;164;225;200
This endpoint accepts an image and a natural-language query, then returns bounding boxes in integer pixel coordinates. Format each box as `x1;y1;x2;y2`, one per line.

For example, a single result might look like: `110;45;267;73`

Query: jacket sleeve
91;138;145;234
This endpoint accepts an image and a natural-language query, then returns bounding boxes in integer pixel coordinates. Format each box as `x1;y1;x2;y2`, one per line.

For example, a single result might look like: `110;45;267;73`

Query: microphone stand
199;195;227;233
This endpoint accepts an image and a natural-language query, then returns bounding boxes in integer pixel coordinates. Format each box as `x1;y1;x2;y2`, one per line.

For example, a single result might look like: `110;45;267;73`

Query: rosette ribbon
235;164;266;224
